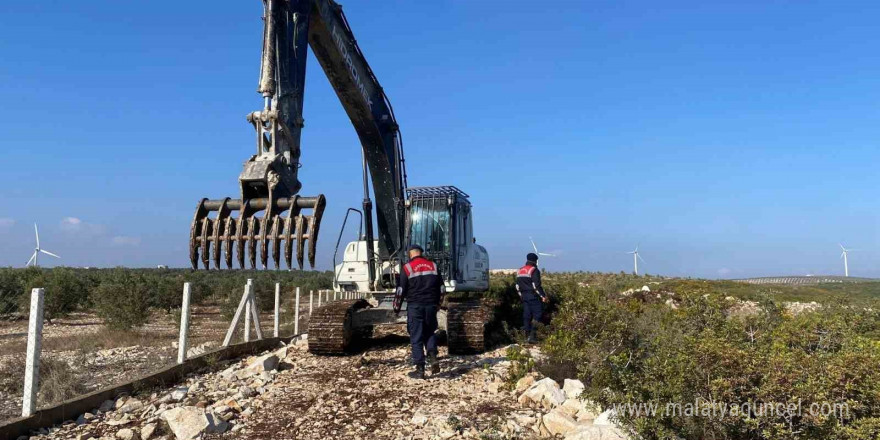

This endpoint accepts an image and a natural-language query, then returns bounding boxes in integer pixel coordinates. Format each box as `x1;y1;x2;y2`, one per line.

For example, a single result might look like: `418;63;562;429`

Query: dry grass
0;356;86;406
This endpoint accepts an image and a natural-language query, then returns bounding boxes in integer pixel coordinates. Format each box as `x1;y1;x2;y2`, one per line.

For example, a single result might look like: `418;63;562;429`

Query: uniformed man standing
517;252;548;344
394;245;444;379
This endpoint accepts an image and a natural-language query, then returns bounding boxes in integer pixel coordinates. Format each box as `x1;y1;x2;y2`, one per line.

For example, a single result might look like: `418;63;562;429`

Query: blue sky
2;1;879;278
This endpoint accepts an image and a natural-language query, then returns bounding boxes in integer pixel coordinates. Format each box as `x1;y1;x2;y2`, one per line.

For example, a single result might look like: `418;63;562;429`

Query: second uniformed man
394;244;444;379
517;252;548;344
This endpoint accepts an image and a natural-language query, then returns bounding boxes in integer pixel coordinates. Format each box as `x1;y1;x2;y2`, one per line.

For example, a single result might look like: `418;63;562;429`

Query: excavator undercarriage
307;297;495;355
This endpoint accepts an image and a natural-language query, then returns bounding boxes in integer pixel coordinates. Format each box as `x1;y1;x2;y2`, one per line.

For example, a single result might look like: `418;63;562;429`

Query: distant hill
734;275;880;285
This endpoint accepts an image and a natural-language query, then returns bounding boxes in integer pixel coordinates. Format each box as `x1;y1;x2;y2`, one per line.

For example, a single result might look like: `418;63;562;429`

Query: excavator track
307;299;369;355
446;300;492;355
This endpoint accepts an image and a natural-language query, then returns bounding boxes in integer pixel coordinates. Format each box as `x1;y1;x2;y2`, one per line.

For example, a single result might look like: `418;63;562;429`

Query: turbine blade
34;223;39;248
839;243;846;251
638;254;646;263
41;249;60;258
26;253;36;266
841;252;845;259
539;252;555;257
529;237;538;253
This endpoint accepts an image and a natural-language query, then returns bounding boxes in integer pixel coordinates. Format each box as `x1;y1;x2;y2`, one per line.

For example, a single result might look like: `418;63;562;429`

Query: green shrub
38;268;90;322
543;276;880;440
92;269;153;330
0;268;24;315
504;344;535;388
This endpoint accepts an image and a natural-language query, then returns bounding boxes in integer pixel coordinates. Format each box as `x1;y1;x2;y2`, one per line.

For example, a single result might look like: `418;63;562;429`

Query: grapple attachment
189;195;325;270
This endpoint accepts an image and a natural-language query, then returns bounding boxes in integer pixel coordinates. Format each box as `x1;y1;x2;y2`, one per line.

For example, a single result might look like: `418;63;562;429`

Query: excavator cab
333;186;488;293
316;186;491;355
405;186;489;293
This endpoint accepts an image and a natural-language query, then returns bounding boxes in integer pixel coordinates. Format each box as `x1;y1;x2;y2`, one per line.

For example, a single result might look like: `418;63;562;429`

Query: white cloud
60;217;83;230
60;217;106;235
112;236;141;246
0;217;13;231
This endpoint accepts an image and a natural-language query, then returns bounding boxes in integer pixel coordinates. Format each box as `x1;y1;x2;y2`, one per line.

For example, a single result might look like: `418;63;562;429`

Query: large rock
186;342;217;358
141;423;158;440
116;428;139;440
515;374;538;393
236;354;280;379
170;387;189;402
563;379;585;399
119;398;145;414
518;378;566;409
564;425;629;440
160;406;228;440
593;409;617;426
543;409;579;436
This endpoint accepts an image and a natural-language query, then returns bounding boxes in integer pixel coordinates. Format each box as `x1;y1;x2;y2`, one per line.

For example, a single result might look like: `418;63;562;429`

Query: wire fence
0;280;333;424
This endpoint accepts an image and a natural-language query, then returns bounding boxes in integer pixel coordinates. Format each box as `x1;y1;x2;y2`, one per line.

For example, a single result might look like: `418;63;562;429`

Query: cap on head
527;252;539;263
407;244;424;253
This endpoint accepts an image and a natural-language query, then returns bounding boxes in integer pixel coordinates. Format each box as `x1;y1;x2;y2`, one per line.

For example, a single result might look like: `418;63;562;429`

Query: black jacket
399;256;444;305
516;263;546;302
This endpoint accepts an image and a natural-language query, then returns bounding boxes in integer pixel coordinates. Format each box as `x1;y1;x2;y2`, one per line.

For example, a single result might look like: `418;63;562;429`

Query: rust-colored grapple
189;195;325;270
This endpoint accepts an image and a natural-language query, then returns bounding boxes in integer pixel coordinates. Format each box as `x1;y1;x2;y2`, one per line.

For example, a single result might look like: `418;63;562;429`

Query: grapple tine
200;218;211;270
307;195;326;268
212;198;231;269
283;215;294;270
295;215;305;269
270;217;282;270
247;216;258;269
259;216;270;269
189;199;209;269
237;214;247;269
225;217;235;269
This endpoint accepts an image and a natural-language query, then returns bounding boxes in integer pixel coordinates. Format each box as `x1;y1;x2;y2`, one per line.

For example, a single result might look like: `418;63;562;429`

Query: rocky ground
0;308;283;422
16;327;629;440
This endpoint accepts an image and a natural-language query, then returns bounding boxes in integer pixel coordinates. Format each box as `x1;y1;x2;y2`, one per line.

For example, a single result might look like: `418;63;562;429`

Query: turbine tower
26;224;60;267
839;243;854;277
627;245;645;275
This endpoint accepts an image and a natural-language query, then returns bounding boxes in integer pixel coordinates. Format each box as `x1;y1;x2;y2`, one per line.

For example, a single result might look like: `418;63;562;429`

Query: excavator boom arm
306;0;406;260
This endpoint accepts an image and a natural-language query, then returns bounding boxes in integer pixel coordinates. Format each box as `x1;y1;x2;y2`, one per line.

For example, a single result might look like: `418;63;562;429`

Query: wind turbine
529;237;555;269
627;245;645;275
26;224;60;267
839;244;855;277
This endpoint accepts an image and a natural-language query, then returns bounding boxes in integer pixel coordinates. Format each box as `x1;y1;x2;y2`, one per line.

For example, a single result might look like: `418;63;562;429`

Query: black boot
427;352;440;375
408;363;426;380
527;329;538;344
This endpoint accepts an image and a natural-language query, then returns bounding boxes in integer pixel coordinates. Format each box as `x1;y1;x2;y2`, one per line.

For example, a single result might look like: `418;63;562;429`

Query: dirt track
213;331;527;439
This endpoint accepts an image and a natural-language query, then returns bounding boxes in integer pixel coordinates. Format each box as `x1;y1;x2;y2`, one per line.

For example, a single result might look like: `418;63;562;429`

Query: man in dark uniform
394;244;444;379
516;252;548;344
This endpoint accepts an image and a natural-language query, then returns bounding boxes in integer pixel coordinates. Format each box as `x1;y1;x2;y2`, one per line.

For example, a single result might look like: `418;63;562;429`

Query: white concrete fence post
244;280;252;343
223;279;262;346
177;283;192;364
273;283;281;338
309;290;314;315
22;288;44;417
294;287;301;334
247;279;263;340
317;289;322;307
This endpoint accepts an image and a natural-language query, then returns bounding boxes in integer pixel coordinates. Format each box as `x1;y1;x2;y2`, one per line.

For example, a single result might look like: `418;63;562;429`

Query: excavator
188;0;493;354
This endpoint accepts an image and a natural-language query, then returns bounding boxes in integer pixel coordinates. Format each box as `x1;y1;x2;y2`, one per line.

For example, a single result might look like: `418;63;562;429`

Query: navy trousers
523;300;543;337
407;303;439;366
